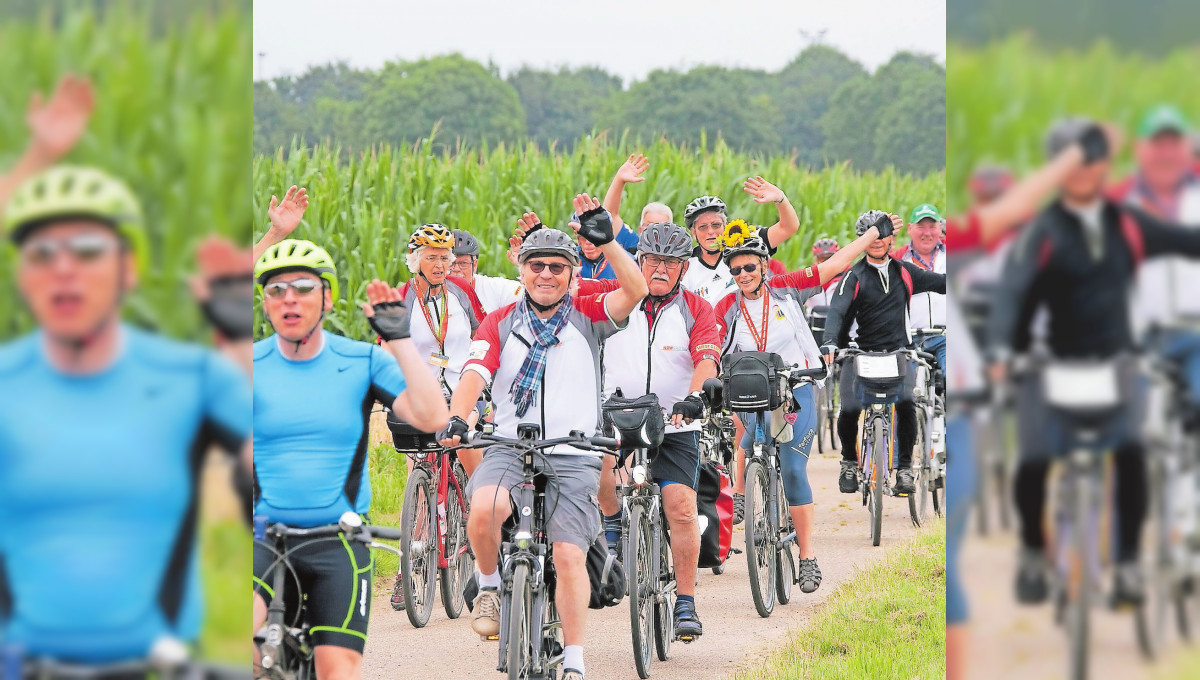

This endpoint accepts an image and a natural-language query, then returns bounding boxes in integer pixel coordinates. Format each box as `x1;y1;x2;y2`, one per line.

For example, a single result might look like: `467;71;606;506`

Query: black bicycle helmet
636;222;693;260
452;229;480;257
1043;117;1095;159
682;195;727;228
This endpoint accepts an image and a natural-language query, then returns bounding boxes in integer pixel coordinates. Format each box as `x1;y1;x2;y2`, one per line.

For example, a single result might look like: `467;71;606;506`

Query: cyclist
440;194;648;680
894;203;947;373
600;151;673;234
251;189;449;679
450;228;522;313
989;117;1200;607
821;210;947;496
1110;106;1200;418
570;221;721;640
679;176;801;307
802;238;844;312
0;165;252;663
715;217;893;592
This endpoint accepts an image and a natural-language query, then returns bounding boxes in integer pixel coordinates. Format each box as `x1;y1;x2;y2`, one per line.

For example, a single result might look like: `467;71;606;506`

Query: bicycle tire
744;459;776;617
909;414;929;527
1137;455;1169;660
1067;472;1091;680
507;562;533;680
629;503;654;678
654;519;674;659
775;473;795;605
871;417;885;547
440;463;473;619
711;561;726;575
400;466;438;628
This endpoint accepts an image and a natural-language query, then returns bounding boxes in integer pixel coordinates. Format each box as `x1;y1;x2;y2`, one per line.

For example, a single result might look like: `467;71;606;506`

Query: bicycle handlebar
262;514;404;543
457;430;618;454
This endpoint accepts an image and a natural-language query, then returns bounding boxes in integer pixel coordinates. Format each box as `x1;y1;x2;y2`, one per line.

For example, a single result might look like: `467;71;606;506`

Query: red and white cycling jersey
398;276;485;388
582;280;721;433
714;266;825;380
464;294;623;455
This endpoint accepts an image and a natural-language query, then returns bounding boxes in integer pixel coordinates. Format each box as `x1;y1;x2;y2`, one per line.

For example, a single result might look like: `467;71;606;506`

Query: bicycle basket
385;410;440;454
722;351;788;412
602;393;665;450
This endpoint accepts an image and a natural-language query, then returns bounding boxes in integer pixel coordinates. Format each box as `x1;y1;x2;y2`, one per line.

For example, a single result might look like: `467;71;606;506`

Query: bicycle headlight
632;465;647;485
515;530;533;549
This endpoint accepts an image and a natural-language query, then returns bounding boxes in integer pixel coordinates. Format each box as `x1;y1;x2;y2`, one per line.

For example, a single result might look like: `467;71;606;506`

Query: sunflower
717;218;752;250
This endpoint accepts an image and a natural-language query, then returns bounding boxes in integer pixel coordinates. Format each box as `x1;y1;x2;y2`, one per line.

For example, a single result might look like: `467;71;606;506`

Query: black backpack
722;351;788;412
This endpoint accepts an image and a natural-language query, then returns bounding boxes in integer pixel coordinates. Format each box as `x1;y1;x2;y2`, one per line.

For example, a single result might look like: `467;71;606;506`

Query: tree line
253;45;945;175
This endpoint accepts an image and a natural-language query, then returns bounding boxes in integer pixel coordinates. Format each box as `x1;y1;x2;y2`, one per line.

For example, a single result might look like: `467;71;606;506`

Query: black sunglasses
527;261;568;275
729;263;759;276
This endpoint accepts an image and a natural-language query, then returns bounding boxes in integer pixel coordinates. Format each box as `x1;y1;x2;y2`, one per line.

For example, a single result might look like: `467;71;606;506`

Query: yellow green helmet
4;165;147;266
254;239;339;301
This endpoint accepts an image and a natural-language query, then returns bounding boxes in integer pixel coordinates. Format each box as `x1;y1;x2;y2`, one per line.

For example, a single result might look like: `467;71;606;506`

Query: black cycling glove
440;415;471;443
1078;124;1110;164
873;212;895;239
671;394;706;421
576;206;615;246
200;275;253;340
367;300;412;341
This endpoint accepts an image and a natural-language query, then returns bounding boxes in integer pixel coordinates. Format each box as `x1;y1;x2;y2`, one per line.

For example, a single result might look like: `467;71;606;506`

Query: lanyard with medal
419;283;451;368
739;293;771;352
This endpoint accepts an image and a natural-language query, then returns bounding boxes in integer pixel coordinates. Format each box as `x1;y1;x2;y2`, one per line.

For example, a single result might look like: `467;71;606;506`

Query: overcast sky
253;0;945;83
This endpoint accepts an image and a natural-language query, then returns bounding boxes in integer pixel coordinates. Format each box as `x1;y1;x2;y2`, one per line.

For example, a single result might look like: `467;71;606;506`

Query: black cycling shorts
253;530;373;653
650;431;701;490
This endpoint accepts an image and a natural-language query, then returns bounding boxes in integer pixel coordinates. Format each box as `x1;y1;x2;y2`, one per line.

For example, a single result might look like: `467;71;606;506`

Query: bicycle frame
410;447;470;571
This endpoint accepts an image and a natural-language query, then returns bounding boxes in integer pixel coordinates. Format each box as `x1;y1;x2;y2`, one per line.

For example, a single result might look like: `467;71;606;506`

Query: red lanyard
417;282;450;352
739;294;771;352
591;253;611;278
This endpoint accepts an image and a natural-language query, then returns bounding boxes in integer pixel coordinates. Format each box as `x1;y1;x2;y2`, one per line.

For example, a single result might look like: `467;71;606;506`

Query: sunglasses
642;255;683;271
526;261;568;275
263;278;323;298
20;233;118;266
729;263;759;276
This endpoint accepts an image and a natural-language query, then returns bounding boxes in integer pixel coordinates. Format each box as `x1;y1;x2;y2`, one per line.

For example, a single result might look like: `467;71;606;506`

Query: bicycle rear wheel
909;414;930;527
654;519;675;658
775;475;795;605
506;563;534;680
870;418;885;547
744;459;776;617
629;503;654;678
440;462;474;619
400;466;438;628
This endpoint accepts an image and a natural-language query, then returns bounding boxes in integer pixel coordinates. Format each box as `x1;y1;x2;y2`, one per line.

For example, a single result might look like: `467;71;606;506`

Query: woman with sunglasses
713;215;896;594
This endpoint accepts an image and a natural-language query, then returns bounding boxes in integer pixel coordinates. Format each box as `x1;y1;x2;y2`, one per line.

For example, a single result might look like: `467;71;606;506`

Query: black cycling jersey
989;200;1200;360
822;257;946;352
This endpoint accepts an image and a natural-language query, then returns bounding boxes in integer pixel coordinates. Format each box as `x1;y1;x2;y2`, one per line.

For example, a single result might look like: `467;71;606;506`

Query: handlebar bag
602;393;665;451
385;409;440;454
852;351;909;404
723;351;787;412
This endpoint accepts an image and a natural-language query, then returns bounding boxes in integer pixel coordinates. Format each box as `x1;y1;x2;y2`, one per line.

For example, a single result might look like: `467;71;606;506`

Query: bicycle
452;425;617;680
910;328;947;527
696;384;740;576
724;354;825;617
391;422;474;628
807;305;839;453
4;640;247;680
837;346;916;547
253;512;403;680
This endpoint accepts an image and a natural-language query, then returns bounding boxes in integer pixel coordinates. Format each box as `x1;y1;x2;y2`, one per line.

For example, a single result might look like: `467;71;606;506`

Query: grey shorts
466;447;602;554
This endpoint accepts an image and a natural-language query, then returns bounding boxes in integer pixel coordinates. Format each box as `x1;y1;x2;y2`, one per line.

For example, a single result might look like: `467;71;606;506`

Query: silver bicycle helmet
518;228;581;266
637;222;693;260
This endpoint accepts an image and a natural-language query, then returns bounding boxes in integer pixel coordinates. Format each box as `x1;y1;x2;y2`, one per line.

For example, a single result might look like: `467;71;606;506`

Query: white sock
478;569;502;590
563;645;584;674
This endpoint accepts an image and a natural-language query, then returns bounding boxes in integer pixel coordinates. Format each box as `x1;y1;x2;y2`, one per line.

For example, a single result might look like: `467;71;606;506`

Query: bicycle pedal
677;634;697;644
482;633;500;642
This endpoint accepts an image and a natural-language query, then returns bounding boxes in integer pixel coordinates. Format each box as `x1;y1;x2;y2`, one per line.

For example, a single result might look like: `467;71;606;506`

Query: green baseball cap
1138;105;1190;139
909;203;942;223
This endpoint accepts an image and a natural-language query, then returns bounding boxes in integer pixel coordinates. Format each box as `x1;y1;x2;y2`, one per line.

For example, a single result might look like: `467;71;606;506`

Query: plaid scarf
509;294;573;417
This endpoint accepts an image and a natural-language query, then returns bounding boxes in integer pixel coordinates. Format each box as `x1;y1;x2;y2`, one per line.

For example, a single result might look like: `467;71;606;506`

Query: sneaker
562;670;584;680
673;599;704;640
1112;562;1145;608
732;493;745;525
838;460;858;493
471;587;501;638
1015;548;1049;604
389;574;405;611
798;557;822;594
894;468;915;495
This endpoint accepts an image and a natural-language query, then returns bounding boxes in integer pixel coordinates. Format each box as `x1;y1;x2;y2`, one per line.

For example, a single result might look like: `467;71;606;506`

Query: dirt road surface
362;454;930;680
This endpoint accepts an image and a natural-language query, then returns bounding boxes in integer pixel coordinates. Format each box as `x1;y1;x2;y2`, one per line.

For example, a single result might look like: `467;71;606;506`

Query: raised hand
27;75;95;161
267;186;308;238
191;236;253;340
572;193;613;246
362;279;411;341
743;176;786;205
615;153;649;184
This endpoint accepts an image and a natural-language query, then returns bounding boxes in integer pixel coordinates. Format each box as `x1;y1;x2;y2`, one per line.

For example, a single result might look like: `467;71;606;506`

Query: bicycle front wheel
909;413;930;527
1066;475;1092;680
744;459;777;617
775;475;795;605
506;563;533;680
440;462;473;619
400;466;438;628
870;417;886;547
628;503;654;678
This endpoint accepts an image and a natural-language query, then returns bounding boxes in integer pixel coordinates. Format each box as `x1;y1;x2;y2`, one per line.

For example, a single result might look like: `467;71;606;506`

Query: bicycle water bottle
932;415;946;456
438;500;447;538
253;514;268;541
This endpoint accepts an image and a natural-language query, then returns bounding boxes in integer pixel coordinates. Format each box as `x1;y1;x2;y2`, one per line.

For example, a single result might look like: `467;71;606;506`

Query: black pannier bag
602;392;665;451
722;351;788;412
852;350;909;405
385;409;440;454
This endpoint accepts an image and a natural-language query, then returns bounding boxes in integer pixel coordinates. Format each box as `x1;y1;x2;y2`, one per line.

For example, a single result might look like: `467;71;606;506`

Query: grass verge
199;518;249;663
730;525;946;680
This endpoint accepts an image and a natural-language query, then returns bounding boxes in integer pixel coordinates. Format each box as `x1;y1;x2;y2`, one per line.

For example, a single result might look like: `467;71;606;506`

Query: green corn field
253;132;945;341
947;35;1200;212
1;1;251;340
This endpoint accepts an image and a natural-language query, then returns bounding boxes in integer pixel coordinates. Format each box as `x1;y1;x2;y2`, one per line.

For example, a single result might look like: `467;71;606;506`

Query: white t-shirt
408;288;475;389
681;256;738;308
898;246;947;329
1127;181;1200;330
727;295;814;371
472;274;523;313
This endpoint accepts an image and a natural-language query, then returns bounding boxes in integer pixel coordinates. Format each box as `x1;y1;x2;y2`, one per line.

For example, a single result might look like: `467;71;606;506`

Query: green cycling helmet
4;165;147;268
254;239;339;301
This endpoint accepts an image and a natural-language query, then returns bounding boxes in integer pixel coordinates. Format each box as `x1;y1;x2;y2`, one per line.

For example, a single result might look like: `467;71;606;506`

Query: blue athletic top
252;331;407;528
0;326;251;662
